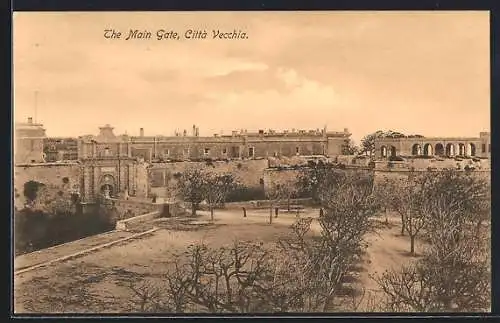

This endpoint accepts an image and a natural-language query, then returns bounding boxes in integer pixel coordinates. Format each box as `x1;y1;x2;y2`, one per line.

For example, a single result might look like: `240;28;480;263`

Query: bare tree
374;233;490;312
175;167;207;216
278;171;379;311
419;170;491;241
203;173;237;221
265;183;283;224
128;171;380;313
128;240;308;313
375;170;491;312
386;175;429;256
279;178;299;212
296;160;335;204
372;177;398;225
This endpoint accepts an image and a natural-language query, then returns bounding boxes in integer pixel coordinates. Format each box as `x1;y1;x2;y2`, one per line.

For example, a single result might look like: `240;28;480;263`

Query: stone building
43;137;79;162
15;122;351;203
14;117;46;164
374;132;491;160
75;124;350;202
77;125;351;162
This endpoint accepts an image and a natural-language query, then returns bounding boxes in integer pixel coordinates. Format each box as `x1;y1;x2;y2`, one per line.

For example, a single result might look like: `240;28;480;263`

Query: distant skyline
13;11;490;143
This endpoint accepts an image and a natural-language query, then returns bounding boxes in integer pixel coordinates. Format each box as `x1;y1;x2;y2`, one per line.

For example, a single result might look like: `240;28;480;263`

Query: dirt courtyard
14;208;422;313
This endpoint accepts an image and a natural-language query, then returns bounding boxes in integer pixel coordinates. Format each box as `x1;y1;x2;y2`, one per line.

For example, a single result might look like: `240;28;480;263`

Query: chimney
140;128;144;137
192;124;196;136
28;117;33;124
196;127;199;136
344;128;349;133
183;129;187;136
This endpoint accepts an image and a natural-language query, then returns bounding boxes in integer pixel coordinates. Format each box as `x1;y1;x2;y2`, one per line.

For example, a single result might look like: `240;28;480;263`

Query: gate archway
99;174;116;198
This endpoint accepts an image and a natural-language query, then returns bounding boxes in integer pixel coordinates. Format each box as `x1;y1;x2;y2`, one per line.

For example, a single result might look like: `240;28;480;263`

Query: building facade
14;117;47;164
76;124;350;202
374;132;491;160
77;125;351;161
43;137;79;162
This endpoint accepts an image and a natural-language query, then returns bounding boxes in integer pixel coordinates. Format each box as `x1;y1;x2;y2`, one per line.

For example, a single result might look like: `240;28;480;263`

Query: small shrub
464;165;475;171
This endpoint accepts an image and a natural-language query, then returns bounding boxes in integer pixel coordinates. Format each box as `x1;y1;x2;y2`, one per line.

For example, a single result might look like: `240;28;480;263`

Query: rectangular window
204;148;210;155
164;149;170;156
183;148;190;156
222;148;227;154
482;144;486;153
248;147;255;157
488;144;491;153
273;151;278;157
296;147;300;155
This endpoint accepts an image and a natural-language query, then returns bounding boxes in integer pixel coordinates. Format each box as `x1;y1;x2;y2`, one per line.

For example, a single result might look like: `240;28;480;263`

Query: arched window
411;144;422;156
381;146;387;157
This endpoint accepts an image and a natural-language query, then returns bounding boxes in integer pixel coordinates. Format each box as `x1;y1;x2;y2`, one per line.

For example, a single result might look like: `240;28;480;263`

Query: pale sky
13;11;490;143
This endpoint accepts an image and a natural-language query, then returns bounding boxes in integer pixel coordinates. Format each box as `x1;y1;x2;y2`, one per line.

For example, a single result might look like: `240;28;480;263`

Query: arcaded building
374;132;491;160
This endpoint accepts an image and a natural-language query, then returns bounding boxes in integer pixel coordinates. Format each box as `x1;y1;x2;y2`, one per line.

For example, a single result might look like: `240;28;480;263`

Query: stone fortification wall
14;163;81;209
147;159;269;198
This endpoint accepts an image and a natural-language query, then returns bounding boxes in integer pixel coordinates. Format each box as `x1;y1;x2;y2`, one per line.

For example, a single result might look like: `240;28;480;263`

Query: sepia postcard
12;11;491;315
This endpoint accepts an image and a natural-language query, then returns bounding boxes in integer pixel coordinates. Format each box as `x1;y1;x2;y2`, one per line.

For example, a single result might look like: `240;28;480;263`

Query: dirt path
356;214;424;311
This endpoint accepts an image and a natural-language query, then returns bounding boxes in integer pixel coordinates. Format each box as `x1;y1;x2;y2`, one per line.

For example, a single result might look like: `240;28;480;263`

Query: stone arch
467;143;476;156
458;143;466;156
411;144;422;156
380;146;387;158
99;174;116;198
434;143;444;156
423;143;433;156
446;143;455;156
389;146;397;157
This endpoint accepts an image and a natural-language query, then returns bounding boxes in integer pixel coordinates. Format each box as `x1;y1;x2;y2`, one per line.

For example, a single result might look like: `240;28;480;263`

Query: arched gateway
99;174;116;198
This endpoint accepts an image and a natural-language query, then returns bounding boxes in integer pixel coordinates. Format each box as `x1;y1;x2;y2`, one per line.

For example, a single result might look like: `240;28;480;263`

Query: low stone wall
109;199;186;220
374;157;490;171
222;198;314;210
14;163;81;209
373;168;491;187
115;211;160;231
